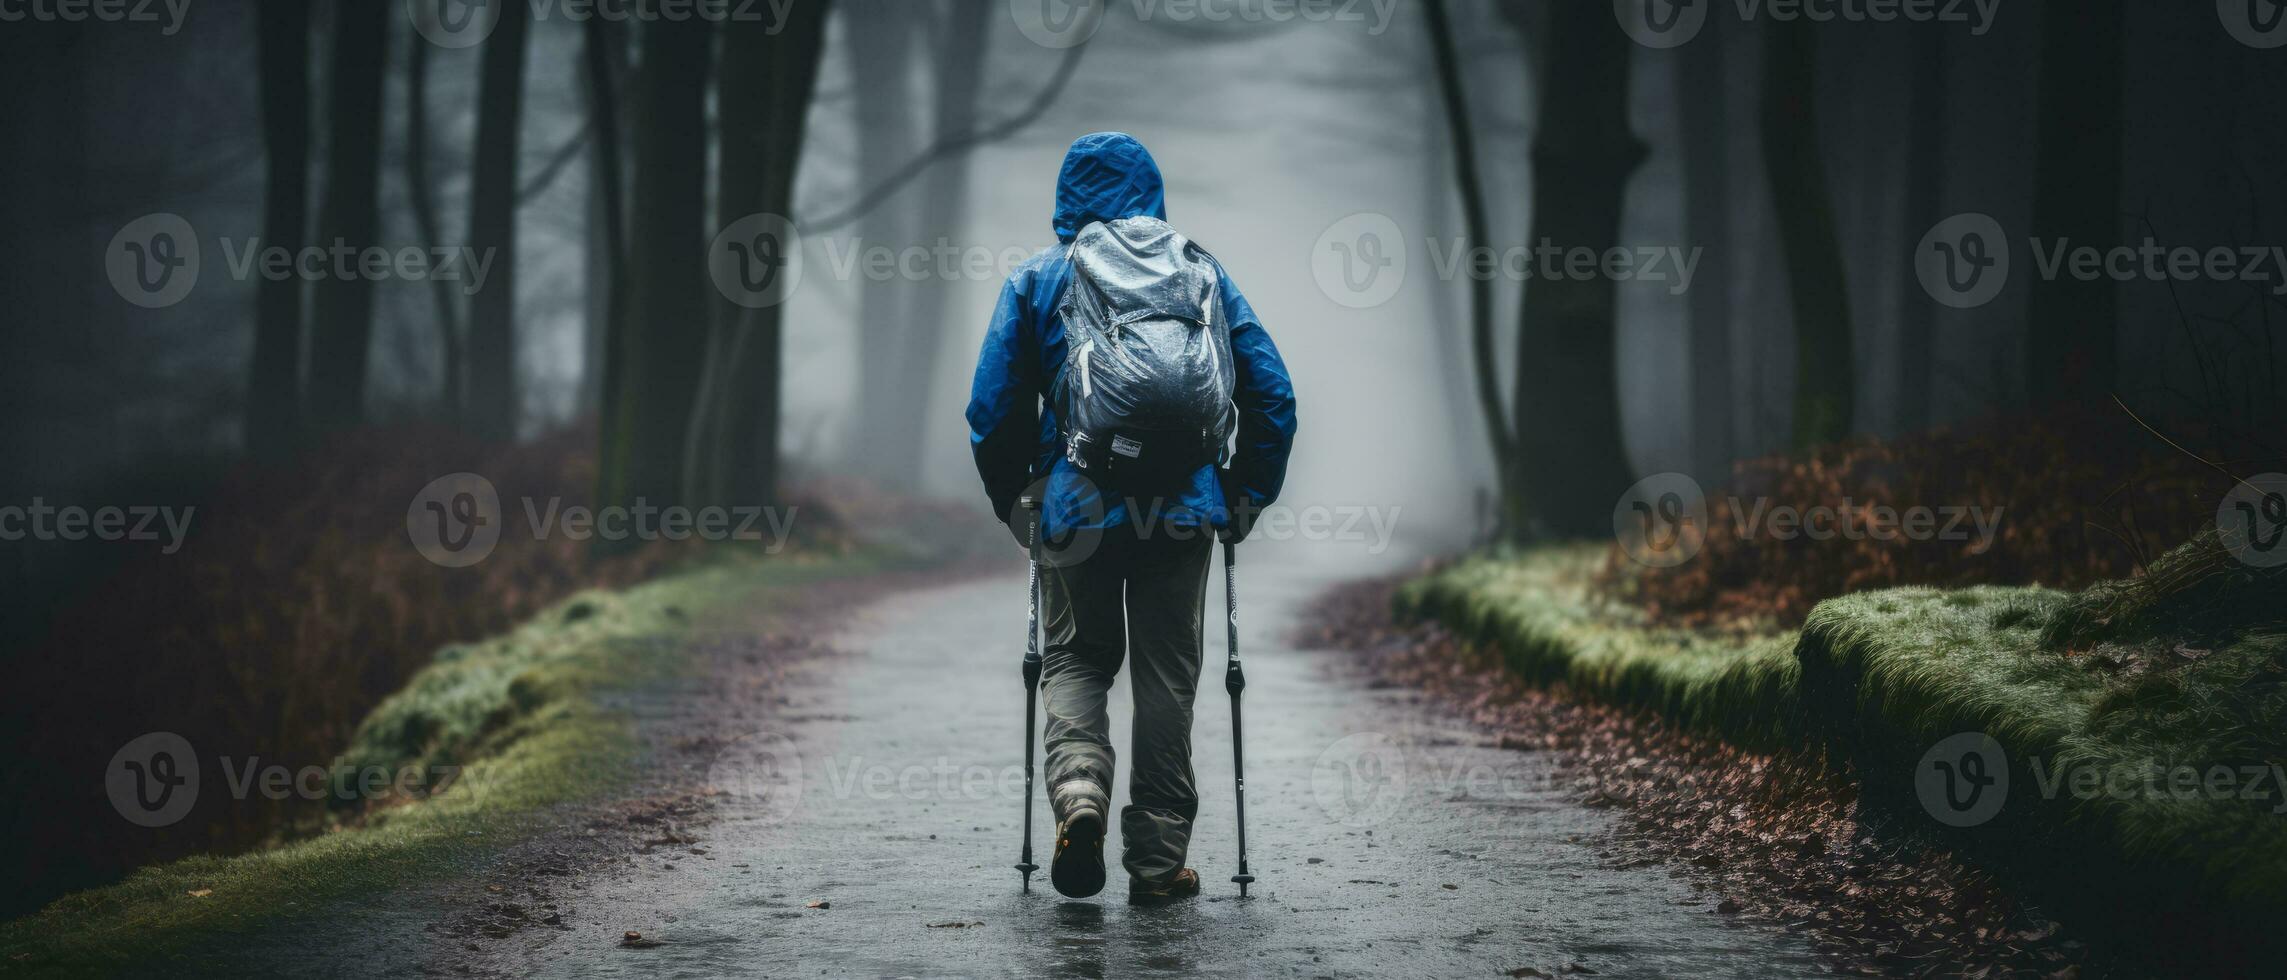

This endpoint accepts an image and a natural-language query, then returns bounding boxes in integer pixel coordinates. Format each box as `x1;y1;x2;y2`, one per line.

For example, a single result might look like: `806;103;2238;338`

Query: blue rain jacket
967;132;1297;540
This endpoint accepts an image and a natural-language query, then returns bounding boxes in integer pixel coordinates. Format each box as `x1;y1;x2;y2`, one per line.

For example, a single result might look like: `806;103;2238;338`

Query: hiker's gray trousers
1040;528;1214;886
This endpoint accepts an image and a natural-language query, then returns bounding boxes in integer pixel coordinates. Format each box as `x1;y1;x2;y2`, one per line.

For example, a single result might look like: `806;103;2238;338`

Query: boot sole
1050;811;1106;898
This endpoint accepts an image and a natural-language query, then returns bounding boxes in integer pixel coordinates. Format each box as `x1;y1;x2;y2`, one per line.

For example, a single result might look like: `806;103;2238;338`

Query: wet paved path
475;561;1826;978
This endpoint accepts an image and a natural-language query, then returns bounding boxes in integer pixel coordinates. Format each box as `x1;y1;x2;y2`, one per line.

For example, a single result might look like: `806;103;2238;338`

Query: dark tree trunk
304;0;390;434
2025;0;2122;407
1509;1;1645;538
1422;0;1518;534
879;1;988;488
404;35;462;426
1895;26;1945;433
579;20;629;418
1761;16;1854;450
597;16;713;524
247;0;310;460
464;0;532;442
683;0;833;510
1675;13;1734;484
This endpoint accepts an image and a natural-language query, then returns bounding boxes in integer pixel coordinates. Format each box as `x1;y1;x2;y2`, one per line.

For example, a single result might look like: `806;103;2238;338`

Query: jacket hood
1052;132;1167;242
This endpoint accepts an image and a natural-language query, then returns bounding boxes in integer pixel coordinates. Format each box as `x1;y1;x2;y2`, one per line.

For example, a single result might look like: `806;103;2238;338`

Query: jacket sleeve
1219;270;1297;510
967;273;1040;524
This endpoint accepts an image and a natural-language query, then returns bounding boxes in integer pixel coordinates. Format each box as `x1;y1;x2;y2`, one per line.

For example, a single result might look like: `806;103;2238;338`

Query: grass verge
0;551;874;974
1403;535;2287;966
1796;536;2287;960
1394;544;1804;750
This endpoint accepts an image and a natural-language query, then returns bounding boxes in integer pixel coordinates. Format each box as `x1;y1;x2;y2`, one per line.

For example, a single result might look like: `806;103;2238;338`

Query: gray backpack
1053;216;1237;490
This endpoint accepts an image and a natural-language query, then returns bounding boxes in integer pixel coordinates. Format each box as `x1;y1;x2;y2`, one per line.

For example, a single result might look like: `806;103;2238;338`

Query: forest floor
1397;532;2287;978
0;555;1961;979
14;536;2254;977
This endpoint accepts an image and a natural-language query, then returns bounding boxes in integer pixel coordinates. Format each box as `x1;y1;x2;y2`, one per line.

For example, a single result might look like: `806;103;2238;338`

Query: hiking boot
1127;868;1201;906
1050;807;1106;898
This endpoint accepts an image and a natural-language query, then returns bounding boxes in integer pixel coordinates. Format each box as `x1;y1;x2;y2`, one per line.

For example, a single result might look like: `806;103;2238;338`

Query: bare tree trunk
404;36;463;426
881;1;989;490
1510;0;1645;538
1676;14;1734;484
2025;0;2122;408
1761;17;1854;450
842;0;923;489
304;0;390;434
465;0;532;442
578;21;629;418
247;0;309;460
598;16;713;527
1895;26;1945;433
1422;0;1519;533
683;0;833;510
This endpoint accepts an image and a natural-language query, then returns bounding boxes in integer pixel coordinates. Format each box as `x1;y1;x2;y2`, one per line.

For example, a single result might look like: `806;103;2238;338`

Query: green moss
1395;545;1804;749
1406;538;2287;961
1800;582;2287;943
0;551;878;973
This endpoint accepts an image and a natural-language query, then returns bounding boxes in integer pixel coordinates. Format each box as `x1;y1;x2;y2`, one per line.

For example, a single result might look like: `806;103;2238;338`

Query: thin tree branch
1423;0;1515;464
516;122;593;204
798;39;1088;235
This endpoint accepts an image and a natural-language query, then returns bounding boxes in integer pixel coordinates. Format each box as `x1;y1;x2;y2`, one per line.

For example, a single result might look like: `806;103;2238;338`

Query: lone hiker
967;132;1298;903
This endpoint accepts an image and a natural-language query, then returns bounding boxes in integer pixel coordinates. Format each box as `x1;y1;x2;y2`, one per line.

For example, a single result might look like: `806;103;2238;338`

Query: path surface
464;562;1826;978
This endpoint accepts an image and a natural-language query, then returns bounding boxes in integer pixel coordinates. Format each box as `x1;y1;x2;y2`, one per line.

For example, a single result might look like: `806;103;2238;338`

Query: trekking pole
1015;496;1043;891
1223;539;1255;897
